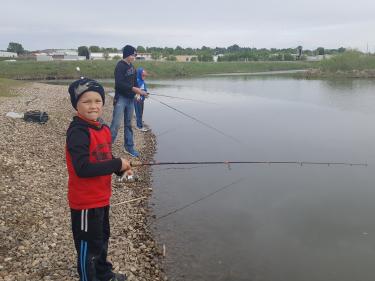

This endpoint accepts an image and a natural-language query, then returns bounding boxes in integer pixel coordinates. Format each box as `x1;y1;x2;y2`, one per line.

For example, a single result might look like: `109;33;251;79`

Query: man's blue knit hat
122;45;137;59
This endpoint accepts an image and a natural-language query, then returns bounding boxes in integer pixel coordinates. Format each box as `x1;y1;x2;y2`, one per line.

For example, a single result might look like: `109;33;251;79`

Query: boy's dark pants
71;206;114;281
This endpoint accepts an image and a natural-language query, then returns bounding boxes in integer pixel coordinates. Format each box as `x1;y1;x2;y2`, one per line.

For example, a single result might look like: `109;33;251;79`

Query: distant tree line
78;44;349;62
3;42;354;62
135;44;348;62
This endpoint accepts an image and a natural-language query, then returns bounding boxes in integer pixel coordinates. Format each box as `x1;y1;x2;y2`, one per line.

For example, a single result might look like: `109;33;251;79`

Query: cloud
1;0;374;51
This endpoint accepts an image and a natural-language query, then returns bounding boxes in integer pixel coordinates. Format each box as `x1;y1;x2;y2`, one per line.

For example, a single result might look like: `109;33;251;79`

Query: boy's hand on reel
120;158;132;172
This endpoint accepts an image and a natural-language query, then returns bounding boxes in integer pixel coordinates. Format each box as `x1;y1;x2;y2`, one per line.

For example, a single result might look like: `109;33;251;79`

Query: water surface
143;76;375;281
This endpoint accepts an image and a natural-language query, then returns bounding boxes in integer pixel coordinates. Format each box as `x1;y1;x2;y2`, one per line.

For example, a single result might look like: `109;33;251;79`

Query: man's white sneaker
137;127;150;132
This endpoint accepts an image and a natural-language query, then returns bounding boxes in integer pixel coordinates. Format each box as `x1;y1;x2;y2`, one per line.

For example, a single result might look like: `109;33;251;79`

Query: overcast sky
1;0;374;51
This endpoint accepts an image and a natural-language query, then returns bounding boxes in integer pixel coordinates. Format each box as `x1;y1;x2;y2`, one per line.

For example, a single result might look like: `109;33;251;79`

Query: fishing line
150;96;242;144
132;160;368;167
156;128;177;137
145;159;367;226
147;178;245;226
155;165;210;171
150;93;218;105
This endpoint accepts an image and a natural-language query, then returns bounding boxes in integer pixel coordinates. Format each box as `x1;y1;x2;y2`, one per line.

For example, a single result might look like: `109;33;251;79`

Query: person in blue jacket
134;67;150;132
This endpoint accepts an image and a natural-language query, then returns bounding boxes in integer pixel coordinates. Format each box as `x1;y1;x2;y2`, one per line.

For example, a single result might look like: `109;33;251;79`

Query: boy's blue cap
68;78;105;109
123;45;137;59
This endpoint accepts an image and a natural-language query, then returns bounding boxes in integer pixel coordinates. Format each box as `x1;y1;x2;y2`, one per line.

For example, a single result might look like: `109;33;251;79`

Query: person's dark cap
68;78;105;109
122;45;137;59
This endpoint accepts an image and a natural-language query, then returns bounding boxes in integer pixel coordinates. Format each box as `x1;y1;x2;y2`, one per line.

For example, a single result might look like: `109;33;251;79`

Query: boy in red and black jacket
66;78;131;281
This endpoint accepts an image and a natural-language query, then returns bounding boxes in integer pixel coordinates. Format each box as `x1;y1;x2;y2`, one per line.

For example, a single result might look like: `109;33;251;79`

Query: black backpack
23;110;49;124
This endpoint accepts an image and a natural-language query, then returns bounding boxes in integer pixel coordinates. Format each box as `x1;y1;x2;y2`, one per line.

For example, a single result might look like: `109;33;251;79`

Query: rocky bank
0;83;165;281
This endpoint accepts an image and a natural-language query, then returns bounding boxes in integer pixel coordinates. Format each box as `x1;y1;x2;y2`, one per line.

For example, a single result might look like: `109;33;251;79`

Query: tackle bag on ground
23;110;49;124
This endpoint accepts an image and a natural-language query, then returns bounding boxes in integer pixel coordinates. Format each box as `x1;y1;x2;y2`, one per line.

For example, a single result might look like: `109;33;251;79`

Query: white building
64;55;86;61
0;51;18;58
35;51;85;61
136;53;153;61
52;49;78;56
36;54;53;61
305;54;333;61
90;52;122;60
213;54;224;62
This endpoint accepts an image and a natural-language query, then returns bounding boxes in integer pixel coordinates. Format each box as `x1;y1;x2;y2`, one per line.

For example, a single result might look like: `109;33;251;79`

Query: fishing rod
144;158;368;226
131;160;368;167
149;96;242;144
143;160;367;225
150;93;218;105
147;178;245;226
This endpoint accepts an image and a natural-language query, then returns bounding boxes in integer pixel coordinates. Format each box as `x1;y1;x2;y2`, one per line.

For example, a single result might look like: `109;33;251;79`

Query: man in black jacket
110;45;147;157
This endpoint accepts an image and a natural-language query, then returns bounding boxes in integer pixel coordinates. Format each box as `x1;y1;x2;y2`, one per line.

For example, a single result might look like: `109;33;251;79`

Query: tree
317;47;325;55
151;52;161;60
175;45;184;55
227;44;240;53
101;47;117;53
283;53;294;61
103;51;109;60
7;42;24;54
137;46;146;53
89;45;100;52
297;46;303;60
78;46;90;59
198;54;213;62
166;55;176;61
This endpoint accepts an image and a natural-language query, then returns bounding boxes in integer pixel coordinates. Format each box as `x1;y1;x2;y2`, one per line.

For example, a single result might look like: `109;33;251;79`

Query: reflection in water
145;76;375;281
42;76;375;281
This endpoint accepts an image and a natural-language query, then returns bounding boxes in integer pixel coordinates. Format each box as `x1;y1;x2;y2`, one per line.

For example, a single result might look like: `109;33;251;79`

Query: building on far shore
36;54;53;61
305;54;333;61
89;52;153;61
0;51;18;58
175;55;198;62
34;49;86;61
90;52;122;60
136;53;153;61
213;54;224;62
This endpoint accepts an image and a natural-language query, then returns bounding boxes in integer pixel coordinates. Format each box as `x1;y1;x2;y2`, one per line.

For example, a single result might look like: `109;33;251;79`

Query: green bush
320;51;375;72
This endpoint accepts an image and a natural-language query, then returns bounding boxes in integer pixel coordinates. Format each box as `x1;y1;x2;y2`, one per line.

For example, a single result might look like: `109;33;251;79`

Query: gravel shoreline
0;83;165;281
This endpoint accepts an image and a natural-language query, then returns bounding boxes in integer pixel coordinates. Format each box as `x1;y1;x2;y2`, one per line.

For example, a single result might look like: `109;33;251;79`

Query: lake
143;76;375;281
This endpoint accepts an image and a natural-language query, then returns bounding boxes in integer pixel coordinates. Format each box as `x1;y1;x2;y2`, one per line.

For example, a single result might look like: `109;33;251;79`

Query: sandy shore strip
0;83;166;281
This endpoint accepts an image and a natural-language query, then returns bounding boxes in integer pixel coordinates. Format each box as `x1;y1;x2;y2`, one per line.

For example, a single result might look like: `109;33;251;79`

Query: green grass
319;51;375;72
0;78;26;97
0;60;317;80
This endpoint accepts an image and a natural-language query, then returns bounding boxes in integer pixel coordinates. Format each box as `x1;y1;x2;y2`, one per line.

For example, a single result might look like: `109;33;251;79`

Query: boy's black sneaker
109;273;127;281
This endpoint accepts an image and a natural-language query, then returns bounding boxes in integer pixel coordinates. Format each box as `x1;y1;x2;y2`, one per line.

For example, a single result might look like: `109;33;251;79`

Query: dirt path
0;83;165;281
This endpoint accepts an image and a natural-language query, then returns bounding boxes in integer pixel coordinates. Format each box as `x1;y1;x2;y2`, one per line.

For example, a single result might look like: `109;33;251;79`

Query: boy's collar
76;113;101;128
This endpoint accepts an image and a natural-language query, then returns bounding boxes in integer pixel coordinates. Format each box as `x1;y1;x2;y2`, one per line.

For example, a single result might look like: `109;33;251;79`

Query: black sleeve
115;62;133;93
113;154;125;177
67;127;122;177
